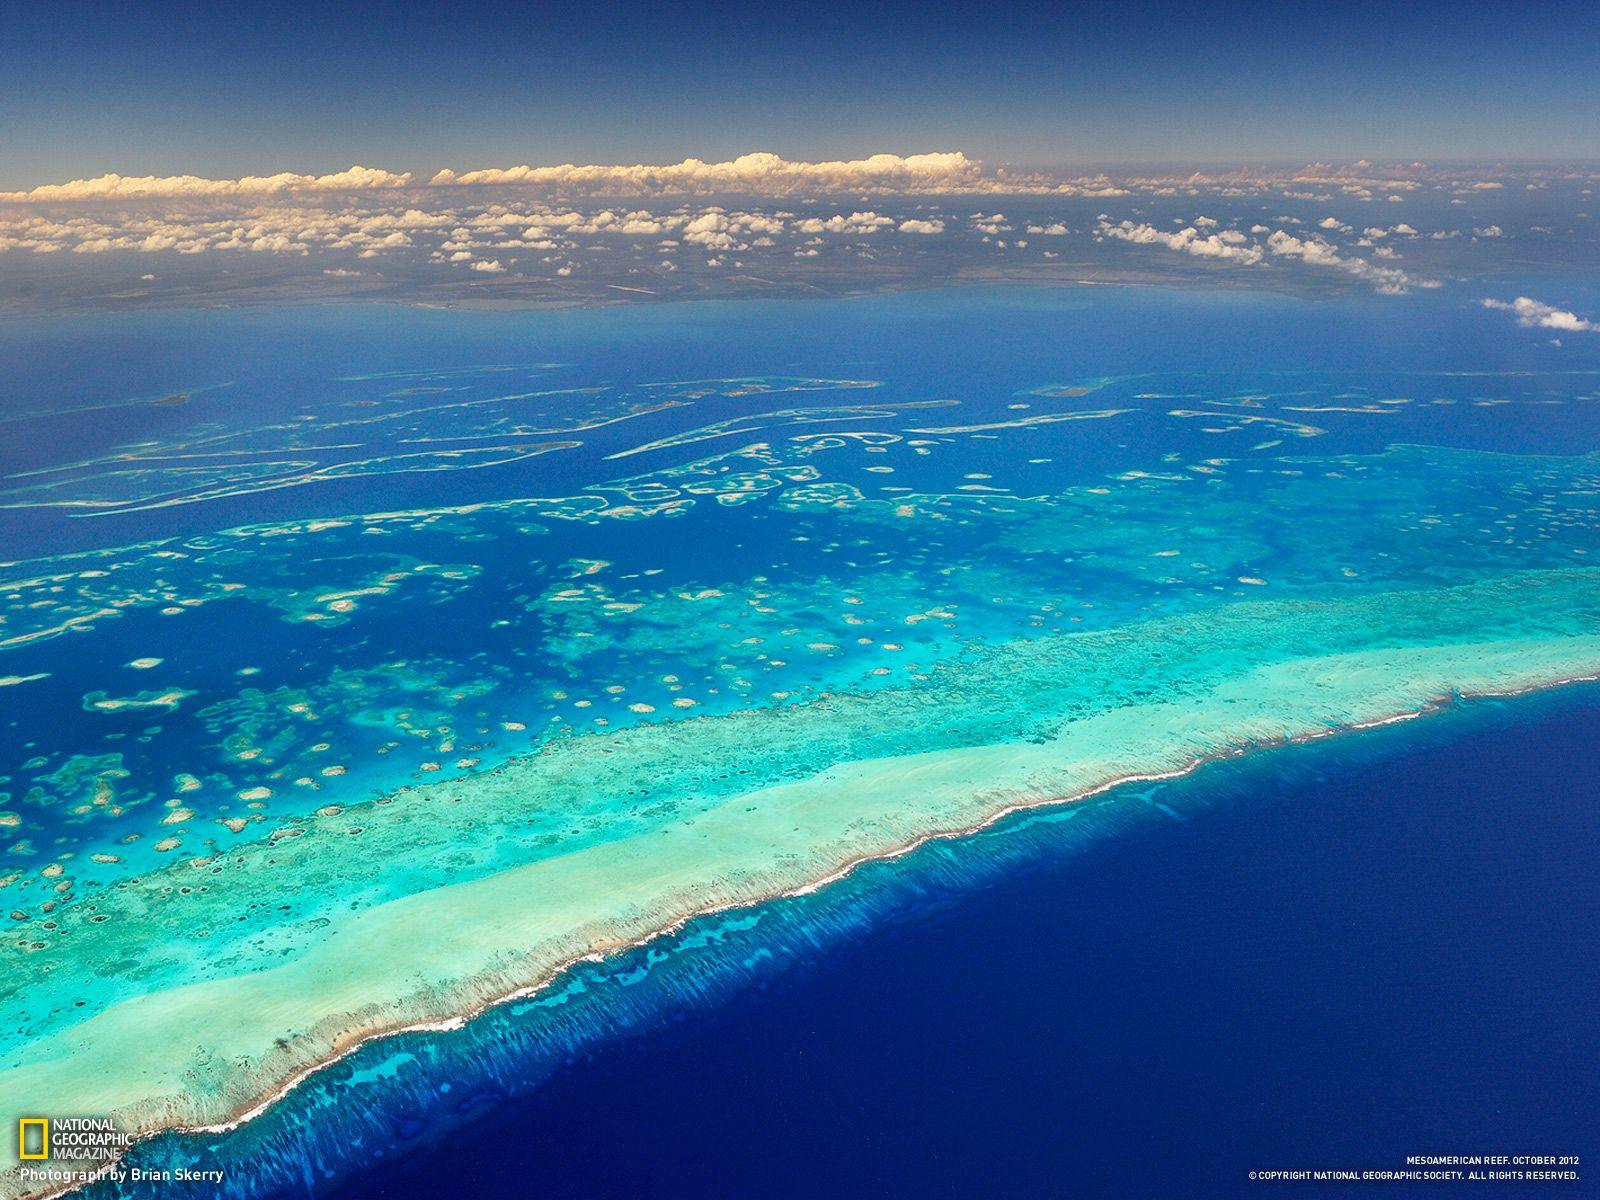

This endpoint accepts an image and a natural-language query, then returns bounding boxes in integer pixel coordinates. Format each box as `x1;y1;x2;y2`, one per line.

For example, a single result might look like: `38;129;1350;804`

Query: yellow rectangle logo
18;1118;48;1161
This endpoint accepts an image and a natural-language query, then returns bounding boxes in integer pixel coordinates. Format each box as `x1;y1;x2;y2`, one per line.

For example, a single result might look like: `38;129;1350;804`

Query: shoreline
29;665;1600;1200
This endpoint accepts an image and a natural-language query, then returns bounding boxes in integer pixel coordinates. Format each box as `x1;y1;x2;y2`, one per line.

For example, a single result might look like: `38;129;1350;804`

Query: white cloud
1266;230;1343;267
1482;296;1598;332
1095;215;1436;294
680;212;741;249
469;258;505;273
1098;219;1263;265
1265;229;1431;293
794;211;893;234
897;218;945;234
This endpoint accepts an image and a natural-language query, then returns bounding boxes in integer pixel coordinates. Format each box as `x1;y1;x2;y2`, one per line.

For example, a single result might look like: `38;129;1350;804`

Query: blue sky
3;0;1598;187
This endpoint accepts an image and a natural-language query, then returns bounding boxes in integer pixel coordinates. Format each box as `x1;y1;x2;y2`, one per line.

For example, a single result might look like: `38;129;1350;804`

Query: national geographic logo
15;1116;132;1160
13;1116;223;1188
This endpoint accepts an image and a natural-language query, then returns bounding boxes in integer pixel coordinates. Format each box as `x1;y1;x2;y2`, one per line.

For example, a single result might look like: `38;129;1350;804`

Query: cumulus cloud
680;211;742;249
1265;229;1432;293
794;211;893;234
1098;219;1263;265
897;218;945;234
1482;296;1598;332
1094;216;1437;293
1265;230;1343;267
675;208;788;248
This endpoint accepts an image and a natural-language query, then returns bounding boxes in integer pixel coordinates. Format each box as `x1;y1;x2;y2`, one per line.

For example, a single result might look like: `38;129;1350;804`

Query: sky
2;0;1599;189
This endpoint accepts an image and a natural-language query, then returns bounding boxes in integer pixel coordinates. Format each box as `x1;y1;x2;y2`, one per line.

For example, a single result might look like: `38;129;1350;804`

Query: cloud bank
4;154;1571;207
2;153;998;202
429;151;984;194
3;166;414;202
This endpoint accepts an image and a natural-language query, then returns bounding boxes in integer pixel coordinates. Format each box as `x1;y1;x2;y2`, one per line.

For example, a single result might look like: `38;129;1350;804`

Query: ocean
1;283;1596;1197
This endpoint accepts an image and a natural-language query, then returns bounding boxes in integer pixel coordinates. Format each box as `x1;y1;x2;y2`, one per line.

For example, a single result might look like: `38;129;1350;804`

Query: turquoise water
2;285;1599;1194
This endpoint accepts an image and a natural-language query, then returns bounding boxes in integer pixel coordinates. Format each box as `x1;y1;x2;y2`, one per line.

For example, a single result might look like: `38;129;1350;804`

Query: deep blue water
300;690;1598;1200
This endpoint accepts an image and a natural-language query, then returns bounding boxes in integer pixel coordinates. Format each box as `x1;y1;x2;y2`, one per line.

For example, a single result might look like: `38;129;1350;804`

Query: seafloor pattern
2;288;1599;1193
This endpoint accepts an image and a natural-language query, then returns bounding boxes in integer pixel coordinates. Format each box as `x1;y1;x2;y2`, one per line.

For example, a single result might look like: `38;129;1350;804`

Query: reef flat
2;289;1599;1196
